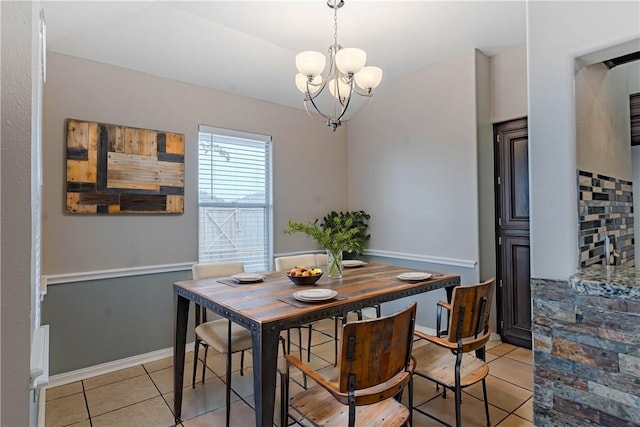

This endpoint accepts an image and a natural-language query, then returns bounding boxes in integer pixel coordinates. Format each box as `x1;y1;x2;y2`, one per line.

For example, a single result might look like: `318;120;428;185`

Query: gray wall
576;62;633;181
43;53;348;276
42;271;191;374
1;1;40;425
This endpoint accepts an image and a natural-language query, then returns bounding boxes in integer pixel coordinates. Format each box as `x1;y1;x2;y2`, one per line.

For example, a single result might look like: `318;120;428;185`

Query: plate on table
231;272;265;283
293;288;338;302
342;260;368;268
397;272;432;281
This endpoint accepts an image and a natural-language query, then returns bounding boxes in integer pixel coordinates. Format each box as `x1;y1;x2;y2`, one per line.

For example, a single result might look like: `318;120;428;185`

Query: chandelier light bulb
295;73;322;94
328;78;350;100
295;51;326;77
354;66;383;91
335;48;366;75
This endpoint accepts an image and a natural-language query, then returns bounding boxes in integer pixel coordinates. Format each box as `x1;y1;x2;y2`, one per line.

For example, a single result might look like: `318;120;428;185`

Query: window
198;126;273;272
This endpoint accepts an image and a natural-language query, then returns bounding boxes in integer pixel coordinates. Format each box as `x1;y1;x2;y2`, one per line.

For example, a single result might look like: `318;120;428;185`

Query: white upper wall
347;50;481;268
43;53;348;275
527;1;640;279
491;45;528;123
576;62;633;181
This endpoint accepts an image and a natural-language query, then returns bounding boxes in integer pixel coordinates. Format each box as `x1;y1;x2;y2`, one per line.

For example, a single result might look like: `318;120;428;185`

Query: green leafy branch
285;219;362;255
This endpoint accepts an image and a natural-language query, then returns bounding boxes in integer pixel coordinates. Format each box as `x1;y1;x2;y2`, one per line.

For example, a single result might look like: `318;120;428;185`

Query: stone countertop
570;264;640;301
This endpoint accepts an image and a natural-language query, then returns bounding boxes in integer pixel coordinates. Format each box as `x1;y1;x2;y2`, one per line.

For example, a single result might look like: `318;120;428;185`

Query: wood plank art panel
66;119;184;214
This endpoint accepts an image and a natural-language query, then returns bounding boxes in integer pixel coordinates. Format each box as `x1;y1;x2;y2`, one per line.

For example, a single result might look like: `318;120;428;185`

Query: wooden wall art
65;119;184;214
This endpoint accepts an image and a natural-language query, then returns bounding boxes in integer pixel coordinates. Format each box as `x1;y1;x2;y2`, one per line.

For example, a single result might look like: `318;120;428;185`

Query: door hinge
497;176;501;185
499;279;503;288
500;320;504;330
498;236;502;245
497;134;501;143
498;217;502;227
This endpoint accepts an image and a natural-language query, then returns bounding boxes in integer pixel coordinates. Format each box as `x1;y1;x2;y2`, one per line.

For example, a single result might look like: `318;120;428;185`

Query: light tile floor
45;319;533;427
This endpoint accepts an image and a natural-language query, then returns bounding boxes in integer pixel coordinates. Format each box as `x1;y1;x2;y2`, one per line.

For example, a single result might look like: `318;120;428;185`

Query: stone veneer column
532;277;640;426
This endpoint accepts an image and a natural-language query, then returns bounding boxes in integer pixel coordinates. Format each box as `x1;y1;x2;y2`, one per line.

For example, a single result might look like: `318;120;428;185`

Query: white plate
232;272;265;283
293;289;338;302
342;260;367;268
397;272;432;281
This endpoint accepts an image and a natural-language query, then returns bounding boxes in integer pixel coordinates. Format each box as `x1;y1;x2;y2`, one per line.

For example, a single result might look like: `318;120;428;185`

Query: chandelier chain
333;5;338;49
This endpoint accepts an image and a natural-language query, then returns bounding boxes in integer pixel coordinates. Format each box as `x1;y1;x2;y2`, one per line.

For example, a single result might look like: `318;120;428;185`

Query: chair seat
290;384;410;427
194;320;253;353
412;343;489;388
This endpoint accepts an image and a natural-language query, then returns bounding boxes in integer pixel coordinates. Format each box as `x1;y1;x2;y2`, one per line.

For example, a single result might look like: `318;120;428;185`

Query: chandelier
295;0;383;131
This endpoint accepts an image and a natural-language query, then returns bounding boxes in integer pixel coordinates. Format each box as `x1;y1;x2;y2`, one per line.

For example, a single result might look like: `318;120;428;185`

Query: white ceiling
42;1;526;110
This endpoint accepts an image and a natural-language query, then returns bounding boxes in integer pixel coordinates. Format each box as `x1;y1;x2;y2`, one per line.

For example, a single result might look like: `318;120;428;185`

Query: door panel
495;118;531;348
501;235;531;347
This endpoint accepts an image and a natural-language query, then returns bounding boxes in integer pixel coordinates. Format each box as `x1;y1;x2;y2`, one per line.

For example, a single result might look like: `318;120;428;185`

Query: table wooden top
174;263;459;329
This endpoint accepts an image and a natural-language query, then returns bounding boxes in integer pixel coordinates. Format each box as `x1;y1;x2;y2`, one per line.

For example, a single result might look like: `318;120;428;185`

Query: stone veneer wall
578;169;634;268
532;278;640;426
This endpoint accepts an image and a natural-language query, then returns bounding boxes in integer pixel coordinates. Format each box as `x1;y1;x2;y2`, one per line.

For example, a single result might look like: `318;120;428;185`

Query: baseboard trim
46;343;194;388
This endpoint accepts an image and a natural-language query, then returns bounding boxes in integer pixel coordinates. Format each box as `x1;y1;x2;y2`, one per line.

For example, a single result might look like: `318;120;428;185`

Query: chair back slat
338;302;417;392
447;279;495;346
192;262;244;279
274;254;318;272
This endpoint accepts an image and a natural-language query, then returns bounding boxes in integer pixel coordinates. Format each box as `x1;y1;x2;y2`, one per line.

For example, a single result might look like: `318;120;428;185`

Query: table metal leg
446;284;455;303
173;293;189;424
252;324;281;426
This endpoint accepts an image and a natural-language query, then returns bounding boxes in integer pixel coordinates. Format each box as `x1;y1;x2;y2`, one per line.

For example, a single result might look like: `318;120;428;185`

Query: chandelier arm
303;100;322;120
341;95;374;123
351;86;374;97
306;89;336;123
334;85;354;123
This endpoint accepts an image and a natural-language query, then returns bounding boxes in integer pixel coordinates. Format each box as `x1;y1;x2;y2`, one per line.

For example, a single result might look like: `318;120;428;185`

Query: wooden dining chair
411;279;495;427
191;262;253;427
280;301;417;427
318;251;382;365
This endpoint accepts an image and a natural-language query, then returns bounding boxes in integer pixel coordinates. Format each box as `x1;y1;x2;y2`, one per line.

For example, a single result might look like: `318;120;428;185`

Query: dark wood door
494;118;531;348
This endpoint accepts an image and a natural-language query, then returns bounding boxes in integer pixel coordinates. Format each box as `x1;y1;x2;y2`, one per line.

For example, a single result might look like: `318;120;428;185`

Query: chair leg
482;378;491;426
279;363;290;427
306;324;312;362
192;338;201;388
333;316;340;366
201;345;209;384
408;376;414;427
240;350;245;376
454;385;462;427
455;360;462;427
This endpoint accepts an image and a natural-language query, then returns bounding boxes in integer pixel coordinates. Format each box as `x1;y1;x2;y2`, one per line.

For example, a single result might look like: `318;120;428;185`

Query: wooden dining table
173;262;460;426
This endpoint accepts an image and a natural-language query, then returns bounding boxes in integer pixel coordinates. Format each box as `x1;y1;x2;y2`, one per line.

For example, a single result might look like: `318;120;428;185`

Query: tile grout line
81;379;93;427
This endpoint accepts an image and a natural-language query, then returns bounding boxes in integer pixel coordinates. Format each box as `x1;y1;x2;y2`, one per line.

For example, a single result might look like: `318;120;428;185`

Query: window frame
197;125;273;272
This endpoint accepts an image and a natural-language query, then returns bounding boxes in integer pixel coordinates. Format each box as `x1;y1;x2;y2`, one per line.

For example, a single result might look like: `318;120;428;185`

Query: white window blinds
198;126;273;272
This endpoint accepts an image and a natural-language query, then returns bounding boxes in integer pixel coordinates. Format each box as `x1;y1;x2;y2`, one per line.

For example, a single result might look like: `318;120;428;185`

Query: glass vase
326;248;343;279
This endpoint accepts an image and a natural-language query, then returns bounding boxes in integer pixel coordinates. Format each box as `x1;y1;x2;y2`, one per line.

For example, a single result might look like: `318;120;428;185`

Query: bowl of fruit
286;266;323;285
